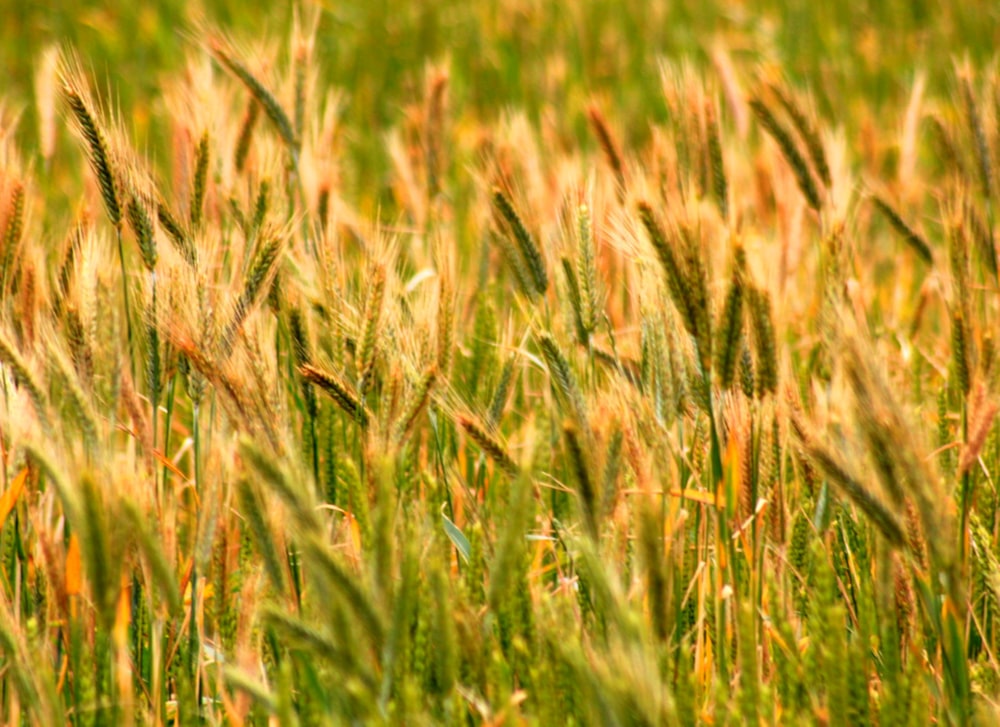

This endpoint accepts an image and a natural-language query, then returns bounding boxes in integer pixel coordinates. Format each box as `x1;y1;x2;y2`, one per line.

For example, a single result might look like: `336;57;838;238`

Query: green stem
189;401;201;686
161;374;177;488
960;401;971;566
706;380;734;682
150;271;160;503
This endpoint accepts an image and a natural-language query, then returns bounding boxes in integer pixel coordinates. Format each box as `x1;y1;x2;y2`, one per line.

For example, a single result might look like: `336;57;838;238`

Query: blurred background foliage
3;0;998;204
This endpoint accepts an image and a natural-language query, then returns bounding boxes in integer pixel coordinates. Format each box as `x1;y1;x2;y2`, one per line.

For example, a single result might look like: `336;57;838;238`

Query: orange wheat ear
587;103;627;194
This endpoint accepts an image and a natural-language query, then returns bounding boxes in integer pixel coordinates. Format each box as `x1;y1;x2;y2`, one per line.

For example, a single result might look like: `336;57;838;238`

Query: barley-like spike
492;187;548;296
293;49;307;142
317;184;330;232
749;97;822;212
234;98;260;172
601;427;624;517
840;334;959;605
637;202;699;342
1;182;25;294
0;330;50;433
587;104;626;192
767;80;832;188
191;130;210;229
425;69;448;200
458;413;519;477
960;72;993;200
491;228;535;298
357;264;386;393
640;317;655;393
591;345;643;389
538;332;587;423
16;265;35;344
952;311;971;396
289;308;317;420
926;114;966;179
126;192;157;271
749;286;778;397
714;254;744;389
561;257;588;344
576;202;600;337
288;308;310;367
300;363;369;427
705;98;729;219
564;420;598;540
678;225;712;377
790;415;906;547
959;398;999;475
60;60;121;229
156;200;196;265
738;342;755;399
487;354;516;427
436;273;454;375
48;347;99;449
949;213;971;309
965;198;998;280
394;365;437;442
252;178;270;233
871;195;934;265
63;305;93;386
53;221;84;316
208;36;299;152
220;236;282;356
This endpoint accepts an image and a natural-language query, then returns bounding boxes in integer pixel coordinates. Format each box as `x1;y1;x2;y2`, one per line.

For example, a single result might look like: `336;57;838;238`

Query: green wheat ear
766;78;831;188
207;33;299;153
234;97;260;172
300;363;370;427
190;130;210;229
749;96;822;211
870;195;934;265
637;202;712;380
492;187;548;297
538;332;587;424
563;419;598;540
458;412;519;478
59;53;121;231
714;245;745;390
357;263;386;394
704;97;728;220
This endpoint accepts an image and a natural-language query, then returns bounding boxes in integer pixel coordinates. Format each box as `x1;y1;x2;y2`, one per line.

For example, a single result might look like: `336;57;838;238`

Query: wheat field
0;4;999;725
